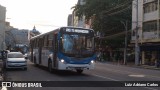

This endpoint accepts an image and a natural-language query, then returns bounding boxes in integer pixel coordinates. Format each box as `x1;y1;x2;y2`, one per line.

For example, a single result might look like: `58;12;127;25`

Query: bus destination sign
66;29;89;34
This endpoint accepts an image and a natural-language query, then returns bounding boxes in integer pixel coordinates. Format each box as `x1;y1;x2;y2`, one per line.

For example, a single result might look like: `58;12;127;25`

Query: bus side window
42;37;44;47
53;35;55;51
35;39;38;48
44;35;48;48
48;34;53;50
53;34;58;52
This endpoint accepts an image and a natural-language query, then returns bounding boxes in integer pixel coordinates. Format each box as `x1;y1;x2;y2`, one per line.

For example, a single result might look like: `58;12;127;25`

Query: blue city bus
30;27;96;73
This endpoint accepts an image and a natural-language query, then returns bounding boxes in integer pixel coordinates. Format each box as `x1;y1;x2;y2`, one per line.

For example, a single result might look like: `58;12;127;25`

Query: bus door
53;34;58;68
38;38;42;64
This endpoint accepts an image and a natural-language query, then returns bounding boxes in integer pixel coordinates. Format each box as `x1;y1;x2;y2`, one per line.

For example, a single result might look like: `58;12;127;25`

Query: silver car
6;52;27;70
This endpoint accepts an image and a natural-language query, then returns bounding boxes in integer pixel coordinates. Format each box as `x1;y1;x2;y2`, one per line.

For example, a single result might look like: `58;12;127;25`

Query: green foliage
74;0;132;33
73;0;132;47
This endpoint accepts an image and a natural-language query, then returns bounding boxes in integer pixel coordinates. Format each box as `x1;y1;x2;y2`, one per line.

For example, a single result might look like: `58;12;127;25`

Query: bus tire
76;69;83;74
48;61;53;73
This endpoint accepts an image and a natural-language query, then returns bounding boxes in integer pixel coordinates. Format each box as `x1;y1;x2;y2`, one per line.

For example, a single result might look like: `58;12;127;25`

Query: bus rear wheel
76;69;83;74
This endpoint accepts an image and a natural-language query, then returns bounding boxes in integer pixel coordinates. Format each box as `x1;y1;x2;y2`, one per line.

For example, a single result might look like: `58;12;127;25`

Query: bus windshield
61;33;94;58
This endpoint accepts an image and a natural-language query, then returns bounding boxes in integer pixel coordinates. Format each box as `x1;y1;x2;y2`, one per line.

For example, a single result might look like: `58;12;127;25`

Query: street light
135;0;139;65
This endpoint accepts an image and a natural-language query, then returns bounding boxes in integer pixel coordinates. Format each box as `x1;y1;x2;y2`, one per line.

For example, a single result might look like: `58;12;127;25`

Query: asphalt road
4;60;160;90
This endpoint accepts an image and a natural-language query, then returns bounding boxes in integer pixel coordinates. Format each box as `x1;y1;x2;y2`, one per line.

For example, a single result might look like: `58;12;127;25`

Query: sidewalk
98;61;160;70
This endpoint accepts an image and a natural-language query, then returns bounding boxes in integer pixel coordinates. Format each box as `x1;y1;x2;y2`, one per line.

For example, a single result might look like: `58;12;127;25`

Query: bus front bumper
58;61;95;70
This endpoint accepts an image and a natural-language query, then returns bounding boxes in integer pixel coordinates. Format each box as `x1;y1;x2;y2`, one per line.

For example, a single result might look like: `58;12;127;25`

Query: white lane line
93;74;119;81
128;74;145;78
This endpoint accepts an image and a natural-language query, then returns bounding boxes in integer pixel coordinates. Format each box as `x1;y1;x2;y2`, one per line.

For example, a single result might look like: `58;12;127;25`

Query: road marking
97;64;160;80
93;74;119;81
128;74;145;78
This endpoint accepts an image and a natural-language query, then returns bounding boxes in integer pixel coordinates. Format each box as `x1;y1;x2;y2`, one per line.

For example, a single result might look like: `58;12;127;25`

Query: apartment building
72;0;86;28
132;0;160;65
0;5;6;50
67;14;73;26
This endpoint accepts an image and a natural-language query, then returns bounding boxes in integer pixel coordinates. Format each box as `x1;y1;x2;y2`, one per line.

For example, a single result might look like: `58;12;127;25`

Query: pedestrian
119;52;123;64
156;60;160;68
96;47;101;61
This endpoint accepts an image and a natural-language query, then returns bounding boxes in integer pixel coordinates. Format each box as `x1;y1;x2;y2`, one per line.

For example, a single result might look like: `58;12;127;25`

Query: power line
107;5;131;16
103;1;132;14
99;29;131;39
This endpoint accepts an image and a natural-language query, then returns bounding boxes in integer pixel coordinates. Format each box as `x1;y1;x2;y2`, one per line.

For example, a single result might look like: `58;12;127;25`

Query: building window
144;1;158;13
143;21;157;32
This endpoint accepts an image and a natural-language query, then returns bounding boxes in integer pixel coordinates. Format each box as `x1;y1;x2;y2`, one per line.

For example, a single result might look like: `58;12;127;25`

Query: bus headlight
60;59;65;63
91;60;95;64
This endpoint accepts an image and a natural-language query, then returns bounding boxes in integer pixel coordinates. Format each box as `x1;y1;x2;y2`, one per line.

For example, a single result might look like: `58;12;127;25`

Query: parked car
6;52;27;70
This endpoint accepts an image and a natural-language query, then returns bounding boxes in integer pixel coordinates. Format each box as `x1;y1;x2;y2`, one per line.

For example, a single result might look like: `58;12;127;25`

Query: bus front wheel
76;69;83;74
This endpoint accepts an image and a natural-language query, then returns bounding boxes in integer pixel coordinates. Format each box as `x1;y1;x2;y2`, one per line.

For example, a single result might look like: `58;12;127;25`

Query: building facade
5;28;31;53
67;14;73;26
0;5;6;50
72;0;86;28
30;26;40;36
132;0;160;65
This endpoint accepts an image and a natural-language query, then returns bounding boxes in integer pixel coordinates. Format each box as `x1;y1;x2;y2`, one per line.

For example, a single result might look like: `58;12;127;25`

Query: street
1;1;160;90
5;60;160;90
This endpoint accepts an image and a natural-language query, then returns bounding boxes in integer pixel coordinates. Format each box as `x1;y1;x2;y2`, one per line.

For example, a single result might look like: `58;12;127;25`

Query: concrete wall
0;5;6;50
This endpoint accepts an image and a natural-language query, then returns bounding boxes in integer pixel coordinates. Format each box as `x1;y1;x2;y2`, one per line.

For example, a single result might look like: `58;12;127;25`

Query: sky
0;0;78;33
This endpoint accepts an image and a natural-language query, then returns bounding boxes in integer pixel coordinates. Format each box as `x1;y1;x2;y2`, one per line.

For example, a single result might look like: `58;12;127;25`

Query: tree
73;0;132;48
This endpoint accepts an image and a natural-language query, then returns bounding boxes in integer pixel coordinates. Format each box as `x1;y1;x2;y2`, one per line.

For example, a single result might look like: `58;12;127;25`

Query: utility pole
121;21;128;65
135;0;139;65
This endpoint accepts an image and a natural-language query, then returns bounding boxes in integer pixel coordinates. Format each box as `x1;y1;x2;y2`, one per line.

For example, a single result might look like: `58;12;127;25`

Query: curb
136;65;160;70
97;61;160;70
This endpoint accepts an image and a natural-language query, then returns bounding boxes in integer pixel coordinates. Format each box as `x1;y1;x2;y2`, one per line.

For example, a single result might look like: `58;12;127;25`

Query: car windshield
61;34;94;57
8;53;24;58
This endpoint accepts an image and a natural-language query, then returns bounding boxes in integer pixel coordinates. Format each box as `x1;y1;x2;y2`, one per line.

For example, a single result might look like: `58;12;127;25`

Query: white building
67;14;73;26
132;0;160;65
72;0;86;28
0;5;6;50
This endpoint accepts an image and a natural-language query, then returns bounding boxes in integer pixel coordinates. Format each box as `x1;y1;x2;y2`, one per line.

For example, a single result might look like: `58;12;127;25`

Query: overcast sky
0;0;78;33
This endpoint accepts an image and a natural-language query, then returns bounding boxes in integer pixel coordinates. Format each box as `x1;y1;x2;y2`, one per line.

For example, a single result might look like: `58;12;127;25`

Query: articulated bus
30;27;96;73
